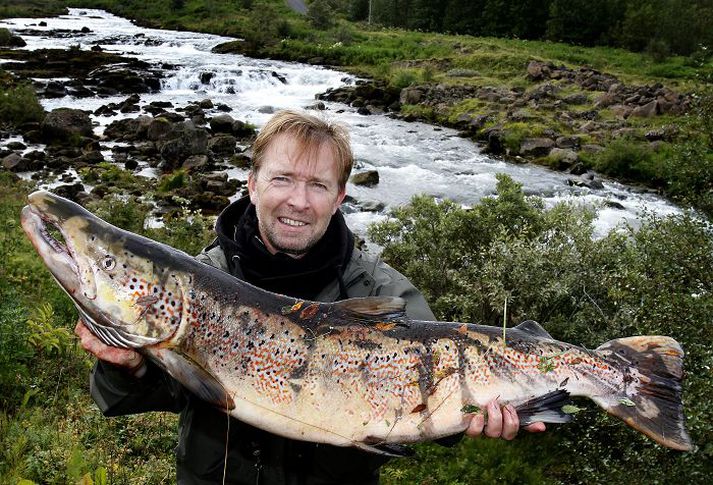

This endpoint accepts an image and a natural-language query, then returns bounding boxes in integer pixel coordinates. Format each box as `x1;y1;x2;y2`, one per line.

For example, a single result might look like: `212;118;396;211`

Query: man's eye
273;176;291;184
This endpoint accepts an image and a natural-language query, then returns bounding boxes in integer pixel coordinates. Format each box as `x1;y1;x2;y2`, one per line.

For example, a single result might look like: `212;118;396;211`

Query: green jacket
90;244;435;485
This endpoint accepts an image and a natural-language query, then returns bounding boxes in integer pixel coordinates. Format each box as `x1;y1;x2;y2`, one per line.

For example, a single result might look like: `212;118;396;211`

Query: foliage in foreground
372;175;713;483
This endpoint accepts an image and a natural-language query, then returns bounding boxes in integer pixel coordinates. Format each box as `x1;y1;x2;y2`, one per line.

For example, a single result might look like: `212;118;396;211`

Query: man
76;110;544;484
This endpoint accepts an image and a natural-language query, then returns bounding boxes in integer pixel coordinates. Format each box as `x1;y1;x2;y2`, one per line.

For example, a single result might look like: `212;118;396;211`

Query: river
0;8;681;239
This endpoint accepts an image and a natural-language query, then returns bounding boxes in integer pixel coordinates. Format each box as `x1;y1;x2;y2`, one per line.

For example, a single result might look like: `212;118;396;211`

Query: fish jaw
21;197;86;300
21;191;178;349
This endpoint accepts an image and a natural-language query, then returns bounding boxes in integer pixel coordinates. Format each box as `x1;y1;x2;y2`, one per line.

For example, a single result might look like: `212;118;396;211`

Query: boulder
232;120;256;139
104;115;152;141
526;61;551;81
609;104;632;119
350;170;379;187
208;134;237;156
400;86;425;105
147;117;174;141
158;120;209;166
630;100;658;118
40;108;93;143
519;138;554;157
2;152;30;171
182;155;209;171
210;114;235;134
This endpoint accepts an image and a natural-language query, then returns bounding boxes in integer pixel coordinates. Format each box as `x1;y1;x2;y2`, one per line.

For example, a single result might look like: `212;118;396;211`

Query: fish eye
101;255;116;271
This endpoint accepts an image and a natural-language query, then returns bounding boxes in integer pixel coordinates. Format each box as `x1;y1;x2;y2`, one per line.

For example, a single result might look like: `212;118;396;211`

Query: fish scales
20;191;693;453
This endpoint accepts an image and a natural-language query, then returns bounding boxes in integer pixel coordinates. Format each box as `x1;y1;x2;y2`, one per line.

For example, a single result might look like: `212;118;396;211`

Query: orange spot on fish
375;322;396;331
458;324;468;334
411;404;427;413
300;304;320;319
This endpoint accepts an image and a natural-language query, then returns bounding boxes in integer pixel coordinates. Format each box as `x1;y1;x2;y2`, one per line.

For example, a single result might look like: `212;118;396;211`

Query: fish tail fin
592;336;692;451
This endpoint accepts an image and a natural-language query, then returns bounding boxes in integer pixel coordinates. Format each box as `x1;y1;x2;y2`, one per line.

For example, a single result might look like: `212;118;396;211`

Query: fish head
21;191;186;349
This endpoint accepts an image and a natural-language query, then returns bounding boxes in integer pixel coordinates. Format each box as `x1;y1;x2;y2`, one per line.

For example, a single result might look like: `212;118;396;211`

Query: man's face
247;133;346;257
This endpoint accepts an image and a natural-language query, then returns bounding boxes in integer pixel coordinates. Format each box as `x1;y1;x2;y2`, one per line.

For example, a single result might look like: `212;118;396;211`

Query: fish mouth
20;191;161;349
21;193;83;297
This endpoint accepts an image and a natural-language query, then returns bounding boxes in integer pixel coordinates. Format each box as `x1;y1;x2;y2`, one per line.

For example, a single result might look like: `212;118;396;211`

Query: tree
308;0;336;29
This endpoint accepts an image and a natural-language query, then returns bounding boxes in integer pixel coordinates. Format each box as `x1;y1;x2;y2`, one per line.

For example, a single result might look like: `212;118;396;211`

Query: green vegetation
0;75;45;128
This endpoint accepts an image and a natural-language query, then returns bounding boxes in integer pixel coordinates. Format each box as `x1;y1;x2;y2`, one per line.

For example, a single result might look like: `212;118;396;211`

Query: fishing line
222;391;231;485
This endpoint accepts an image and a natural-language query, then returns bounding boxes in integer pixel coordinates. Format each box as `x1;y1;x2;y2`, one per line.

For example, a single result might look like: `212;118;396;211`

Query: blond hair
251;110;353;189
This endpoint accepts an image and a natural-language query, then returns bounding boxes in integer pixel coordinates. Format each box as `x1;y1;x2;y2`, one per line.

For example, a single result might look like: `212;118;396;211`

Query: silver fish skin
21;191;693;454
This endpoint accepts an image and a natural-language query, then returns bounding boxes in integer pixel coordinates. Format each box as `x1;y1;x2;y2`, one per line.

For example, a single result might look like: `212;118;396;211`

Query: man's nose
287;182;310;209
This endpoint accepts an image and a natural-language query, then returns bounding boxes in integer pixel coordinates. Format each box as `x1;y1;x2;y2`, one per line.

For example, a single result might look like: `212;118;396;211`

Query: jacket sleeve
90;359;187;416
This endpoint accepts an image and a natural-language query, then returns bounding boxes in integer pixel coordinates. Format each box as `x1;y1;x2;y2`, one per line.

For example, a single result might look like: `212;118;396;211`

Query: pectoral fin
146;348;235;410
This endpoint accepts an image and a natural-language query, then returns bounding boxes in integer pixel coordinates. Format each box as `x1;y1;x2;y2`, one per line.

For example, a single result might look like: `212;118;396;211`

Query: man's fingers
74;319;142;368
484;400;503;438
501;405;519;440
465;412;486;438
524;422;546;433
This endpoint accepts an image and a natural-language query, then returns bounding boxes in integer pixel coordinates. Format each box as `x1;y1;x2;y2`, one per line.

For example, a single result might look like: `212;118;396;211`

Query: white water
1;9;682;239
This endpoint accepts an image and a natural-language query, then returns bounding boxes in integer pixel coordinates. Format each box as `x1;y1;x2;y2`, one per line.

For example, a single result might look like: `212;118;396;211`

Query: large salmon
21;191;692;453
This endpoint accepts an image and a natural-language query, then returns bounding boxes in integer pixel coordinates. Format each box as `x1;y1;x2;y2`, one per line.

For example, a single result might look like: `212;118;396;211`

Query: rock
209;114;235;134
87;64;162;94
147;117;174;141
519;137;554;157
603;200;626;210
40;108;93;143
53;183;85;202
258;106;275;114
124;159;139;170
356;106;371;115
208;134;237;156
6;141;27;151
526;60;551;81
199;72;214;84
582;144;605;153
232;120;256;139
230;153;252;169
579;120;599;133
400;87;425;105
306;101;326;110
484;130;505;155
182;155;209;171
350;170;379;187
555;136;579;149
158;120;209;166
563;93;588;105
2;152;30;171
216;103;232;112
359;200;386;212
508;109;533;122
0;30;26;48
630;100;658;118
199;98;214;109
104;116;152;141
44;80;68;98
549;147;578;163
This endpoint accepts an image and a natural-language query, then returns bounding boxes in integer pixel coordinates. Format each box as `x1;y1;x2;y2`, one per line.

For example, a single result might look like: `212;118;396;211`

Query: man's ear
333;188;347;214
247;171;257;204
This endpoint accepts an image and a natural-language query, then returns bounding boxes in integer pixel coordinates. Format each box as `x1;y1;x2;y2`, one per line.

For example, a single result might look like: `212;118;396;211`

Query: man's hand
465;399;546;440
74;320;147;377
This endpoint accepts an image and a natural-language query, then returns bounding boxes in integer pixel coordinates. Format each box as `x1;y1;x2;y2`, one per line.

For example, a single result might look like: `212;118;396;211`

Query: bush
0;82;45;128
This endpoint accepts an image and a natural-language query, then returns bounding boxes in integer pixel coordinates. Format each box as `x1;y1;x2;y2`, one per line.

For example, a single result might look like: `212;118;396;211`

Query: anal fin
514;389;573;426
355;440;415;457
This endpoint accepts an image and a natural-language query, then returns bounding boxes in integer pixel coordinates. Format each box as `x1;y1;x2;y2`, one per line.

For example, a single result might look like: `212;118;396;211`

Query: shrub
0;82;45;128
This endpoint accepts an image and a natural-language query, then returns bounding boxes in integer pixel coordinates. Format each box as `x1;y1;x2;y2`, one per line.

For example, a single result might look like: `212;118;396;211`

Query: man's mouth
279;217;308;227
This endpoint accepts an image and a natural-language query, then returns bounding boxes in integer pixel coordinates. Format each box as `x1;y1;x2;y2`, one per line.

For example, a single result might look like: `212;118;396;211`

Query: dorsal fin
514;320;553;339
333;296;408;323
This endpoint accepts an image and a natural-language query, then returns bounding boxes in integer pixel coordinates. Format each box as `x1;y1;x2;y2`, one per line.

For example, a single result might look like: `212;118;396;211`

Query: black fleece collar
213;196;354;300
